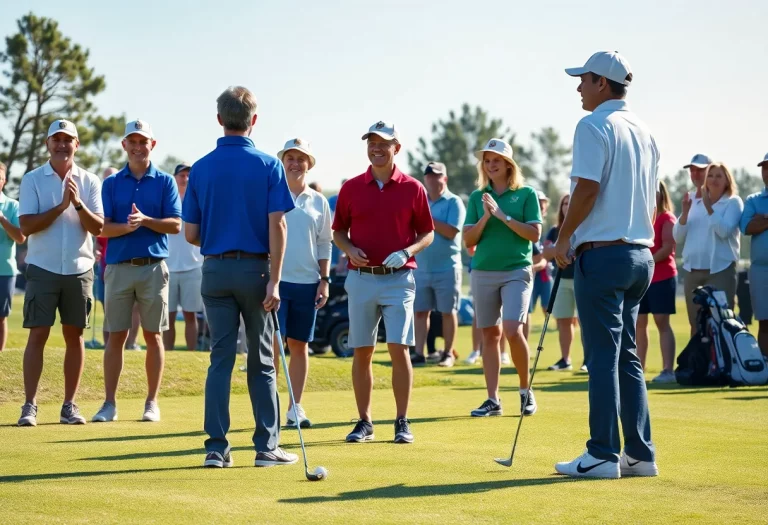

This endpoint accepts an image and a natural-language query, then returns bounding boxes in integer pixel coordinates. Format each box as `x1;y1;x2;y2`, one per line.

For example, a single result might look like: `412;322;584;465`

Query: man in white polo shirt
17;119;104;427
163;162;204;351
553;51;659;478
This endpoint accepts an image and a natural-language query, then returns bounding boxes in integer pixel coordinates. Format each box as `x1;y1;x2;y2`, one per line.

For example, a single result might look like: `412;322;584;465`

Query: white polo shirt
283;186;333;284
569;99;659;249
167;221;203;272
673;192;743;273
19;161;103;275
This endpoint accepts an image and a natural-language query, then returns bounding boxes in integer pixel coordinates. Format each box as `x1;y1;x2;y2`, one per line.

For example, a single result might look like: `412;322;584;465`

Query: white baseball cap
474;138;515;164
123;119;154;140
758;153;768;167
47;119;78;139
362;121;399;142
683;153;712;169
565;51;633;86
277;138;316;170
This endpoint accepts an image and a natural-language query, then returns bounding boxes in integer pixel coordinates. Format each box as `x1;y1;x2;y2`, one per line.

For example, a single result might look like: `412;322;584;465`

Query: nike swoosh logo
576;460;610;473
627;460;641;467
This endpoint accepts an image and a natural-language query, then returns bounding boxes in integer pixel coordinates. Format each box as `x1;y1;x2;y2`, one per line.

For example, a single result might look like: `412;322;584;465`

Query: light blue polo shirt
415;189;466;272
740;187;768;267
0;193;20;276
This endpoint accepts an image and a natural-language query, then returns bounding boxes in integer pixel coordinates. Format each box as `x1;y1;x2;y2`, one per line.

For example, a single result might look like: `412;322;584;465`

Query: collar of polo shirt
593;99;629;113
363;166;404;185
43;161;81;177
121;162;159;178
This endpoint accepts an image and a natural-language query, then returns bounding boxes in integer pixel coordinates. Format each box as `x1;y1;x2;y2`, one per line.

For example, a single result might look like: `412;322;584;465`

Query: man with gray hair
183;86;297;468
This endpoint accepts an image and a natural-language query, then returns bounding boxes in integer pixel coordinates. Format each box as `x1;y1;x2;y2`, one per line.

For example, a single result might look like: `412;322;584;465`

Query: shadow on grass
49;428;243;444
724;395;768;401
0;465;210;484
279;476;591;503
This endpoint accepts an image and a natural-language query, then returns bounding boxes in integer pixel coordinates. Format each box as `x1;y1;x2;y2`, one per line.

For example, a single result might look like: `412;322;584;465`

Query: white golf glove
382;250;408;269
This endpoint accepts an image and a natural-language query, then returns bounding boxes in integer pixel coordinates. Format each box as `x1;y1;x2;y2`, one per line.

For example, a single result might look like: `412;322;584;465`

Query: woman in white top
673;162;743;333
275;138;333;428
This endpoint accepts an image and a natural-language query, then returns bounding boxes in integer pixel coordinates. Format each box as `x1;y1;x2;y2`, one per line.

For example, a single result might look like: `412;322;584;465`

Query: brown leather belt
117;257;163;266
356;266;406;275
204;251;269;261
575;240;629;257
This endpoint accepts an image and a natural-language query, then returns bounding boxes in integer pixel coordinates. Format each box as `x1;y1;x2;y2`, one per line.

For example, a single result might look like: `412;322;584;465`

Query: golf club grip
270;309;281;335
545;269;562;315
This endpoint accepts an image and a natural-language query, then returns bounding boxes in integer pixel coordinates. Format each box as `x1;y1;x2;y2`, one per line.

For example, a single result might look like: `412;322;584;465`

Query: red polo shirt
332;166;434;269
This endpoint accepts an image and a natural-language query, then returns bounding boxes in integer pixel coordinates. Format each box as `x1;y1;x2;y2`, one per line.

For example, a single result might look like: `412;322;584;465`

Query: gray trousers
202;258;279;454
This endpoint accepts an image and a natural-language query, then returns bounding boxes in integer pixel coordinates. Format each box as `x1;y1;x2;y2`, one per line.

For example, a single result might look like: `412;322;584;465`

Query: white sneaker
92;402;118;422
464;350;481;365
555;450;620;479
501;352;511;366
142;401;161;422
285;404;311;428
620;452;658;477
651;370;676;384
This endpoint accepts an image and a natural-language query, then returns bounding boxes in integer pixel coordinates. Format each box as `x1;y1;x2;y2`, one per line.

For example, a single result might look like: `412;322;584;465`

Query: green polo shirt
465;185;541;271
0;193;20;277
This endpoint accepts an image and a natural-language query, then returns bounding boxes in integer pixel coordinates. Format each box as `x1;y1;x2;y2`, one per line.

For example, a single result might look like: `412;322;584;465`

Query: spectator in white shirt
163;163;204;351
674;162;743;334
274;138;333;428
682;153;712;200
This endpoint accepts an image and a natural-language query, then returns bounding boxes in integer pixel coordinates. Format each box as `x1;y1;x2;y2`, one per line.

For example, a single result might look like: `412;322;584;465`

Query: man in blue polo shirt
411;162;466;368
93;119;181;424
183;86;297;469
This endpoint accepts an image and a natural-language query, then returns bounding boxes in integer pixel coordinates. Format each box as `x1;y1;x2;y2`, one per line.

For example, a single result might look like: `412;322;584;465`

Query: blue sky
3;0;767;190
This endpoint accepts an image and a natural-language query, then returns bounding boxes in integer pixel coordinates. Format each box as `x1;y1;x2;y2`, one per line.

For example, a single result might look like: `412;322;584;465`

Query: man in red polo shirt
333;121;434;444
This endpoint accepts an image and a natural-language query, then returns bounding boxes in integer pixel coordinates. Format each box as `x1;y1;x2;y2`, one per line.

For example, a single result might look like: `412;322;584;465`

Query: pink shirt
651;211;677;283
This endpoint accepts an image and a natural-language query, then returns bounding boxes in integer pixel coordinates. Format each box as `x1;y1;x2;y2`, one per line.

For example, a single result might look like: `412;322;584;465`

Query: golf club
84;297;101;349
271;310;328;482
495;268;562;467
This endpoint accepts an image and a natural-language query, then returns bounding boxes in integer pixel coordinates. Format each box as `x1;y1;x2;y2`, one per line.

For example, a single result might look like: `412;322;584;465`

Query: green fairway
1;300;767;524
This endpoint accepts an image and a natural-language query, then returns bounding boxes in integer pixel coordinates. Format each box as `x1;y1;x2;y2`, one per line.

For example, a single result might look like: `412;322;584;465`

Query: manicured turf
1;299;767;524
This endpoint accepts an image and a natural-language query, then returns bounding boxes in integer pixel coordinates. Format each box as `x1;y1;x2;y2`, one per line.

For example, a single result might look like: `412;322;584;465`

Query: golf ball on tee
314;467;328;480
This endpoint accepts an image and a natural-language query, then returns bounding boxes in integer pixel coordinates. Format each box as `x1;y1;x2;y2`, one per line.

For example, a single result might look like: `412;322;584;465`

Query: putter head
306;466;328;481
494;457;513;467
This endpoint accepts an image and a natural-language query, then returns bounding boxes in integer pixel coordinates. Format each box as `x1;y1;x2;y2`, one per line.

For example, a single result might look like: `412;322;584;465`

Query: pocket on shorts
23;293;36;325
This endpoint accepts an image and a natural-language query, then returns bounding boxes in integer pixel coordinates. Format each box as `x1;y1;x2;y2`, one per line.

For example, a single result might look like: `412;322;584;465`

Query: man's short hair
0;162;6;176
589;72;630;97
217;86;258;132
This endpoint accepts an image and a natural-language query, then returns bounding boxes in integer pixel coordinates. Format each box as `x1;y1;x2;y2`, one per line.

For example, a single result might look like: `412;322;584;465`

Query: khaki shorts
552;277;577;319
470;267;533;328
749;264;768;321
105;260;170;333
169;268;203;313
23;264;93;329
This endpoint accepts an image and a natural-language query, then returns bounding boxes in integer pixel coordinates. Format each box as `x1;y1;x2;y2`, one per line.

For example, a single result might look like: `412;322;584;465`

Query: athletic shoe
125;342;142;351
203;451;233;468
92;402;118;422
501;352;511;365
345;419;375;442
464;350;481;365
60;402;86;425
555;450;620;479
142;401;161;422
520;390;537;416
580;363;588;372
651;370;676;384
620;451;659;477
438;350;455;368
17;403;37;427
470;398;503;417
547;358;572;371
410;354;427;366
426;352;442;364
394;417;414;444
285;404;312;428
254;447;298;467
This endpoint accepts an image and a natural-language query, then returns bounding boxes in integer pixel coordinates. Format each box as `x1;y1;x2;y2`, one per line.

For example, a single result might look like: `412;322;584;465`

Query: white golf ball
314;466;328;480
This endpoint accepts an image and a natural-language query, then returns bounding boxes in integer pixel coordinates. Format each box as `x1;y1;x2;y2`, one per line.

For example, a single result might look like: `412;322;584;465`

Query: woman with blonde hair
636;180;678;383
674;162;744;334
463;138;542;417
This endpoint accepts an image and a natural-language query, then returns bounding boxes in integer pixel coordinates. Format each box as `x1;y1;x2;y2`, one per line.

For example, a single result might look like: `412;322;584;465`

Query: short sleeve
267;162;295;214
18;173;39;216
412;184;434;234
332;183;351;231
162;175;182;218
465;192;480;226
87;176;104;215
101;177;114;220
570;120;607;184
8;200;20;227
445;196;466;230
740;195;757;235
523;189;542;224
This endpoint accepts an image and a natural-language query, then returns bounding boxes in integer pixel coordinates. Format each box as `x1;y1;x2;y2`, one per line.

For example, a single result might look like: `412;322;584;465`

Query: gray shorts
414;268;461;313
23;265;93;329
470;267;533;328
169;268;203;313
344;269;415;348
105;261;170;333
749;264;768;321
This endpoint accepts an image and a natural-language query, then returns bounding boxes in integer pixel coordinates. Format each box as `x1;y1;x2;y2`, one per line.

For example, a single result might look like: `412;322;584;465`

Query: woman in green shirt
463;138;542;417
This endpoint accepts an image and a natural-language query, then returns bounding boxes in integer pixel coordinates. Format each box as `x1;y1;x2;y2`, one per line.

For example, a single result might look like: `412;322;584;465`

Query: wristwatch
505;215;511;222
320;276;332;284
74;203;83;211
402;249;411;259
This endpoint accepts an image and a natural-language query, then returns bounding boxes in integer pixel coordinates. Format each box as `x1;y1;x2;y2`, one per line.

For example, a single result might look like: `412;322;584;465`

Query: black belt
356;266;406;275
204;251;269;261
117;257;163;267
575;240;629;257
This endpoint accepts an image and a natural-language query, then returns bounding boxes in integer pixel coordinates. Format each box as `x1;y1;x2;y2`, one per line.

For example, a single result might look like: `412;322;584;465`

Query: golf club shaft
507;269;562;463
270;310;310;474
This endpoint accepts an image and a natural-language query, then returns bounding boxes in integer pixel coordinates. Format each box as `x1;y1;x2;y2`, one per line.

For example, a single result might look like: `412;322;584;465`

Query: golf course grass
1;300;766;524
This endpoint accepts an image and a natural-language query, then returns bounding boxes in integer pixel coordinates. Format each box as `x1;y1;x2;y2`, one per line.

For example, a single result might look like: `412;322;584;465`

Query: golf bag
675;286;768;387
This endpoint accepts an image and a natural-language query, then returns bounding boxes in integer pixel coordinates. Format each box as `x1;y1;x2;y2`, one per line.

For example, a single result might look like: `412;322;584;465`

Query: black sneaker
394;417;414;444
470;398;502;417
60;402;86;424
426;352;441;364
203;451;234;468
410;354;427;366
438;350;455;368
520;390;537;416
255;447;298;467
547;358;573;371
345;419;375;442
